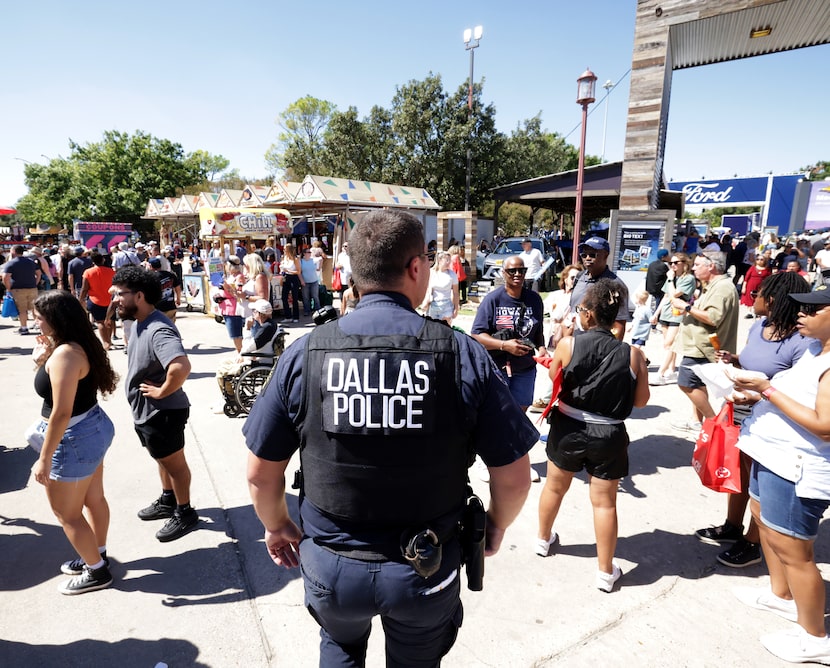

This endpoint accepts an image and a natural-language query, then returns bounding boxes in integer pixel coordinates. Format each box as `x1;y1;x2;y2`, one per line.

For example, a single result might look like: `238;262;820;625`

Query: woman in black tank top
535;279;650;592
30;291;118;595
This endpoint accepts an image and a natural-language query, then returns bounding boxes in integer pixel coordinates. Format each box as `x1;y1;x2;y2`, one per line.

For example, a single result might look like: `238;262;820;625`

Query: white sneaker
596;561;622;592
534;531;558;557
530;466;541;482
472;456;489;483
733;586;798;622
761;626;830;664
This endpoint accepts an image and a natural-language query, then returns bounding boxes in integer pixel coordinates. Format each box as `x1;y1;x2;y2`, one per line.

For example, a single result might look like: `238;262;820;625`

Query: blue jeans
300;537;463;666
302;280;320;315
496;365;535;408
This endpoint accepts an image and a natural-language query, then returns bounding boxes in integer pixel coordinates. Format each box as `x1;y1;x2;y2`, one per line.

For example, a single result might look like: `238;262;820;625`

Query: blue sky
2;0;828;208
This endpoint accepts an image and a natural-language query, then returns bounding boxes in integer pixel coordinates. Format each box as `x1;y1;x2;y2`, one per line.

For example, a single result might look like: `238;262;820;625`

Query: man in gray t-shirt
112;265;198;543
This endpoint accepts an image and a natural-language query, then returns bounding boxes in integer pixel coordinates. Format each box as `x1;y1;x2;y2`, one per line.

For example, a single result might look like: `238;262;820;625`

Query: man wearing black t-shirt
147;257;181;321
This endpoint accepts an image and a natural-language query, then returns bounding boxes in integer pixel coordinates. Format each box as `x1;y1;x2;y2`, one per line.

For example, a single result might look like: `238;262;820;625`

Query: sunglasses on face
504;267;528;276
669;260;682;265
799;303;827;316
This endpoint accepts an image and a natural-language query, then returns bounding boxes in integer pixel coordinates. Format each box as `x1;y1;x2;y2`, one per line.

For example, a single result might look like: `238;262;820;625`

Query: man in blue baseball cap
569;236;629;340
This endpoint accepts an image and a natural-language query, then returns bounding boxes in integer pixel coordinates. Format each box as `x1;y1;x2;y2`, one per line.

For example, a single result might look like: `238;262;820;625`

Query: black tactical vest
563;328;635;420
299;317;470;528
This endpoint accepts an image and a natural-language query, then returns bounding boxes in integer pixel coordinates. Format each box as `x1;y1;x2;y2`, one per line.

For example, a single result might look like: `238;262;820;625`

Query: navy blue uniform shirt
244;291;538;547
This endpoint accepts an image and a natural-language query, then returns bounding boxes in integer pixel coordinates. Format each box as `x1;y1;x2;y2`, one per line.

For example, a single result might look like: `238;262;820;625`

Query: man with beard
570;237;629;341
111;266;198;542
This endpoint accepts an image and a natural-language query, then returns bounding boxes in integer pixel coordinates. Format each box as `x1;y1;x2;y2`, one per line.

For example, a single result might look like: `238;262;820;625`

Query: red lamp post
571;67;597;265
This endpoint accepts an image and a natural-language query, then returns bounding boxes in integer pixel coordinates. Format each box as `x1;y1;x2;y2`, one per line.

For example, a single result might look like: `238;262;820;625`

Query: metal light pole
600;79;613;163
571;68;597;266
463;25;482;212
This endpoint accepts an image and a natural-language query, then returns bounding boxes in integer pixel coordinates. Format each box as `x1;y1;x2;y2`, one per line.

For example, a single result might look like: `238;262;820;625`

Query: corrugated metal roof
670;0;830;69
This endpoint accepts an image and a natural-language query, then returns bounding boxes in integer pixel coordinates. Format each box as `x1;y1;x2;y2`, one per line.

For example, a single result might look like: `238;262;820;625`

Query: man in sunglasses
569;237;629;341
472;256;548;412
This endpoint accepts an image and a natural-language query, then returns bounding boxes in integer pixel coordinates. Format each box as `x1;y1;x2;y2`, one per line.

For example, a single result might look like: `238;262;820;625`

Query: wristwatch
684;303;692;313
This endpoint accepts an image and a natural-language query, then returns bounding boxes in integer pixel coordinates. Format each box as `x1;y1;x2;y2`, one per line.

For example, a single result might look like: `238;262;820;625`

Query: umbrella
0;207;17;216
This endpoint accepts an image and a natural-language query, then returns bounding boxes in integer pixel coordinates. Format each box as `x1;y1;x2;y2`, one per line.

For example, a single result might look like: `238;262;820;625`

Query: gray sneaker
670;419;702;432
61;551;110;576
58;564;113;595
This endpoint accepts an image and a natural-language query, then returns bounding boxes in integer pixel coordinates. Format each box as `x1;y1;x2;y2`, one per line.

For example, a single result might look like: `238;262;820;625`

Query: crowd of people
7;221;830;665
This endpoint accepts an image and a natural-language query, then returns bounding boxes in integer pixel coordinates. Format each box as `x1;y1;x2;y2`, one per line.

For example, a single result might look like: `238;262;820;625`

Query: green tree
185;149;230;181
802;160;829;180
499;115;580;185
16;130;220;235
265;95;337;179
319;106;374;179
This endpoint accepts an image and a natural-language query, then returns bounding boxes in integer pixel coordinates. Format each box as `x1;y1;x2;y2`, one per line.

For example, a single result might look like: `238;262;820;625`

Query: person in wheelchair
242;300;279;365
215;300;279;398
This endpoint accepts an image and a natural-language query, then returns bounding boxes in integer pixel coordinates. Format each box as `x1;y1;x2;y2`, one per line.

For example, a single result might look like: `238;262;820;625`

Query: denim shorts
38;404;115;482
224;315;243;339
428;300;454;321
749;461;830;540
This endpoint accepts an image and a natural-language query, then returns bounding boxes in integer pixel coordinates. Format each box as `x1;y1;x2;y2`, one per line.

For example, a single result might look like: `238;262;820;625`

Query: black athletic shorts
134;407;189;460
546;410;629;480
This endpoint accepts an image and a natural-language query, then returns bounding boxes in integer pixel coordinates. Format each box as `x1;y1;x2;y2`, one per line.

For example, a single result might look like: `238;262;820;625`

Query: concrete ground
1;298;827;667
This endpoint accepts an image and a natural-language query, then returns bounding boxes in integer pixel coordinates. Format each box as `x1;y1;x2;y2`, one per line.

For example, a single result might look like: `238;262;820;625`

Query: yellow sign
199;208;292;237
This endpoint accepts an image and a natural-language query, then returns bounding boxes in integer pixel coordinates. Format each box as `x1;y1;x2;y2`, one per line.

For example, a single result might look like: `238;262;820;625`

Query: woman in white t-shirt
420;251;459;324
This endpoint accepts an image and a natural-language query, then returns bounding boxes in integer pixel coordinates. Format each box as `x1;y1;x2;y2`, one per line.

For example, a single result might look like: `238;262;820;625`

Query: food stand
199;207;292;318
199;206;292;252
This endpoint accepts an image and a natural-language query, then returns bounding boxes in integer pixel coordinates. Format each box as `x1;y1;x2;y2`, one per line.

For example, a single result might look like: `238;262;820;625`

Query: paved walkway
0;302;823;666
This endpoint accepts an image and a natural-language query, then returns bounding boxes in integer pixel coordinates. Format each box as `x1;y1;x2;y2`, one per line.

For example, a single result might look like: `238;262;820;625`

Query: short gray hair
700;251;726;274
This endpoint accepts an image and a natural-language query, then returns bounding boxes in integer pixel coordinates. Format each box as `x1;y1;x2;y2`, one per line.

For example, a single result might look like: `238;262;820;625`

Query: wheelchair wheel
223;402;241;418
235;366;271;414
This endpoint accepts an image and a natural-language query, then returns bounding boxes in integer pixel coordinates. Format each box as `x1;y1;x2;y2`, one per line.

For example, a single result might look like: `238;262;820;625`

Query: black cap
148;257;162;268
790;286;830;306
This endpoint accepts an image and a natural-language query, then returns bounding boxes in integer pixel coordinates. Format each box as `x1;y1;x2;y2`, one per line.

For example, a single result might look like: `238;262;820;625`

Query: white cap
251;299;273;315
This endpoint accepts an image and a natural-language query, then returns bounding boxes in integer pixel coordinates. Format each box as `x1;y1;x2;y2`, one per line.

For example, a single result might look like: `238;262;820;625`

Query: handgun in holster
460;487;486;591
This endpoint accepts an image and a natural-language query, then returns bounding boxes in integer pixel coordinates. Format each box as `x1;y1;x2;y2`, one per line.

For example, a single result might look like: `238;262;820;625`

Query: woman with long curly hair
696;271;813;567
30;290;118;595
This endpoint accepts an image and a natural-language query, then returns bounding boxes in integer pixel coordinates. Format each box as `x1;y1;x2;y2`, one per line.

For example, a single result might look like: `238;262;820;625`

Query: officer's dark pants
300;537;463;667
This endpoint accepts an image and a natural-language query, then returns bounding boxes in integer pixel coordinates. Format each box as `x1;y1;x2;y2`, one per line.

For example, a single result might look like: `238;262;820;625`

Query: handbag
691;402;742;493
332;268;343;291
2;293;19;318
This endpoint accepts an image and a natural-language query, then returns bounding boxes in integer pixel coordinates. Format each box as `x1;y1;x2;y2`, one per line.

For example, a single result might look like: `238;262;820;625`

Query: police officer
245;210;536;666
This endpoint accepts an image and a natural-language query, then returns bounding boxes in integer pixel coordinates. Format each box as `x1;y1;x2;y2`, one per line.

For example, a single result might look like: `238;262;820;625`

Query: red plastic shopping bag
532;357;562;425
691;402;742;493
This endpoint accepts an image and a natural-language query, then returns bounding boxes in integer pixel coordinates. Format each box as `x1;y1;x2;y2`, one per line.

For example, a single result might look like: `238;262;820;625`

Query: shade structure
0;207;17;216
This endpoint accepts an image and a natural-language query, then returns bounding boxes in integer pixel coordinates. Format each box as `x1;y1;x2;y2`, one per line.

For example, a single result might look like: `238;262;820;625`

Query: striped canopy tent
290;175;440;260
